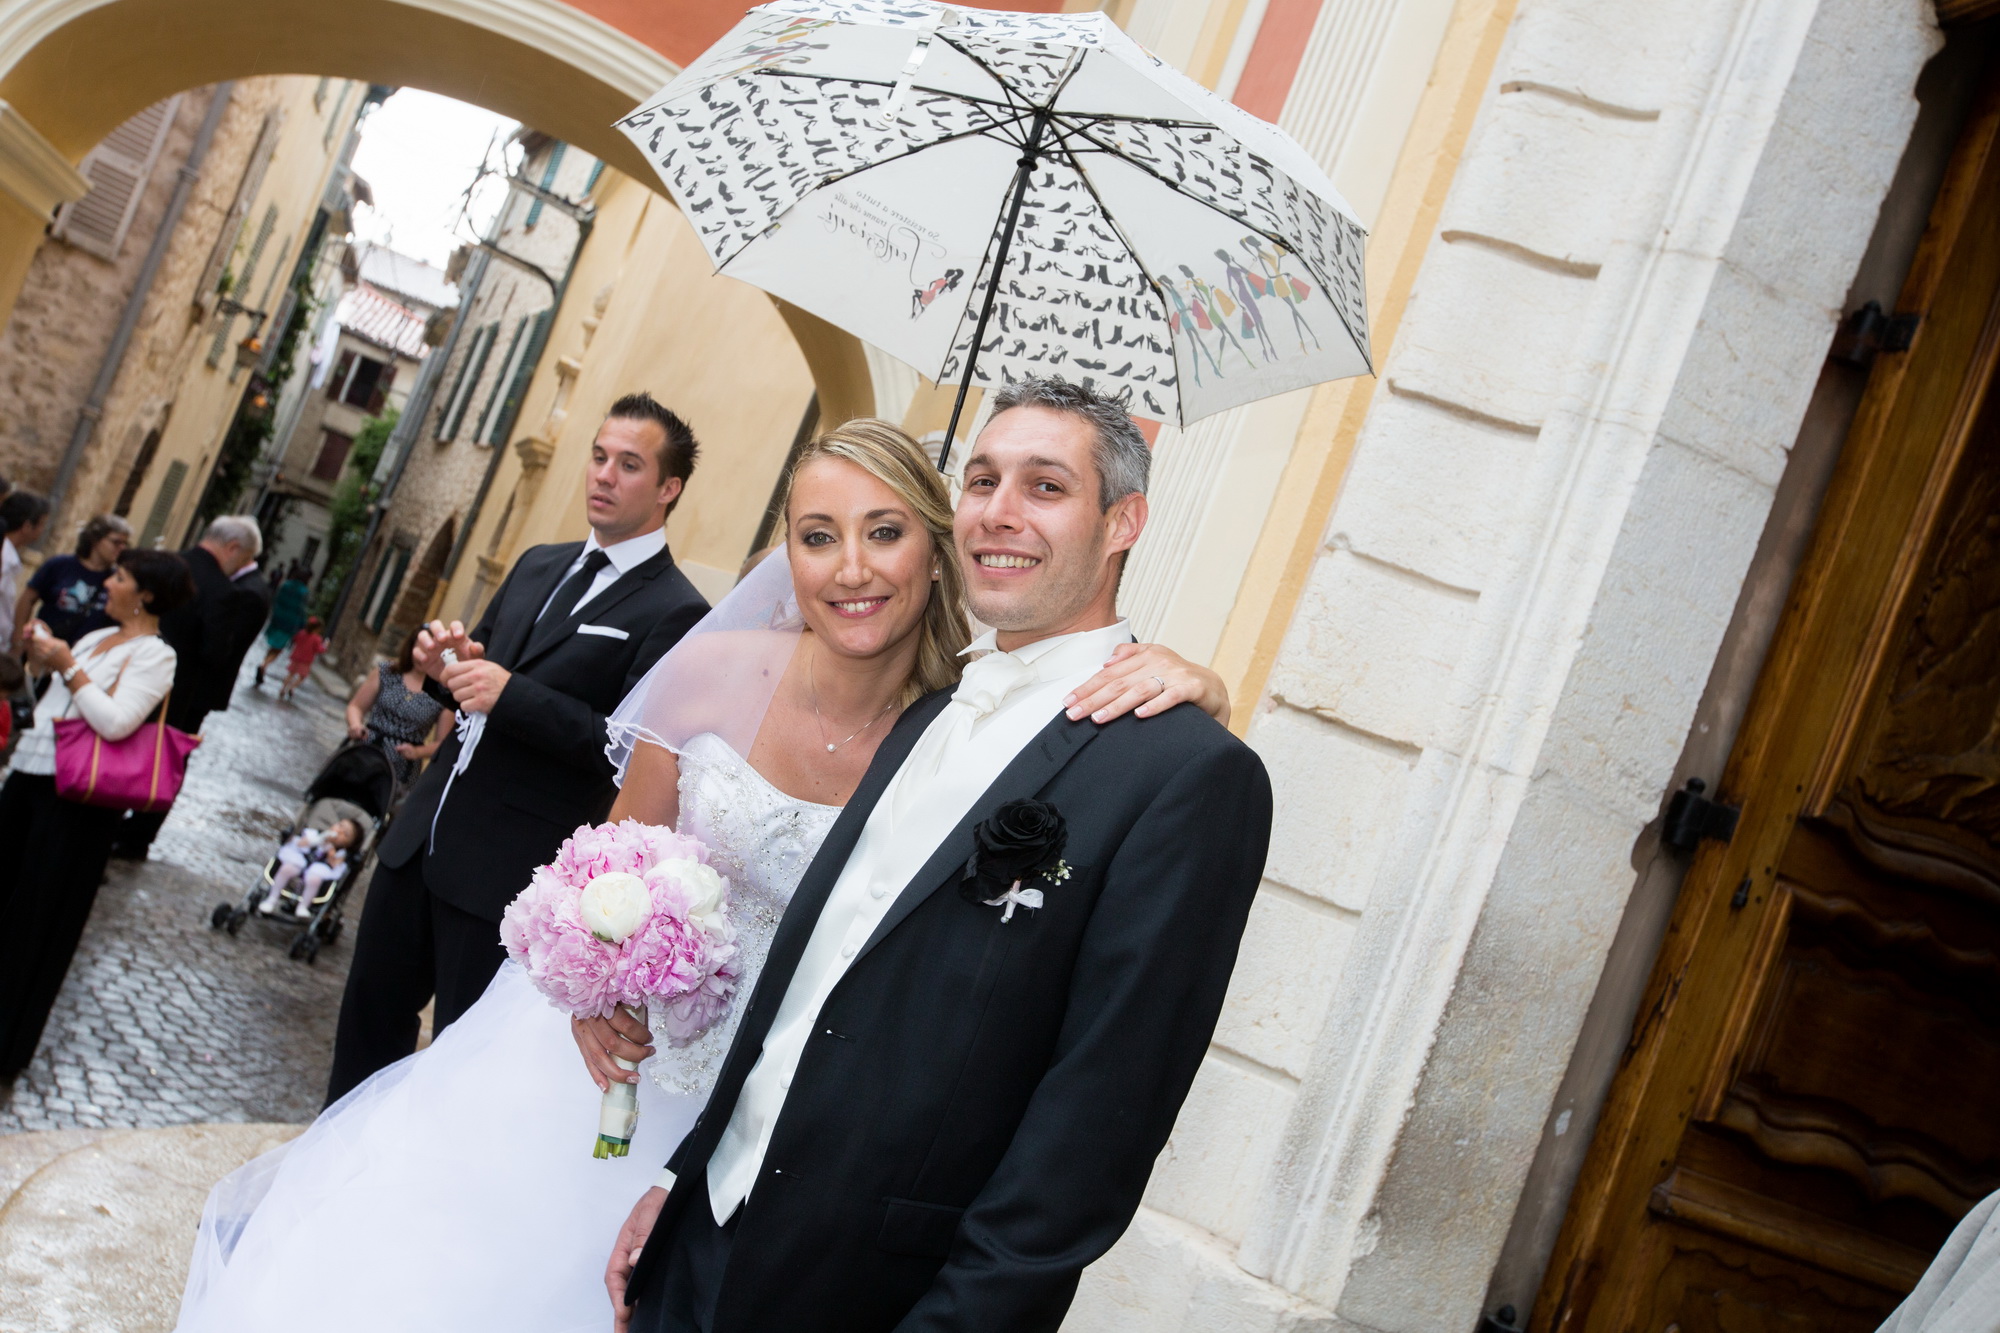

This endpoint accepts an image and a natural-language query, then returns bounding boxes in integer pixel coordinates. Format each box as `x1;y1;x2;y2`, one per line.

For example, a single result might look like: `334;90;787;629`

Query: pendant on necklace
825;742;837;752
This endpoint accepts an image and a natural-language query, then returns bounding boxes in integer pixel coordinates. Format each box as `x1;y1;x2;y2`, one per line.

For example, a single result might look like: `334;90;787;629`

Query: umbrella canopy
615;0;1370;440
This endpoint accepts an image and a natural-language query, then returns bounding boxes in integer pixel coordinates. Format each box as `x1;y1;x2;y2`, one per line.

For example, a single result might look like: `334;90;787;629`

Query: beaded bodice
645;732;841;1097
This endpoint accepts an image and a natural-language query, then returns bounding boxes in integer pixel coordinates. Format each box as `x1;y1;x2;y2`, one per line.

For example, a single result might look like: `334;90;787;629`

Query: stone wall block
1265;550;1475;753
1071;1208;1341;1333
1335;778;1640;1332
1252;702;1418;913
1331;391;1538;595
1652;262;1835;488
1536;435;1775;816
1214;884;1358;1079
1144;1051;1298;1245
1437;90;1657;272
1390;241;1597;431
1495;0;1709;116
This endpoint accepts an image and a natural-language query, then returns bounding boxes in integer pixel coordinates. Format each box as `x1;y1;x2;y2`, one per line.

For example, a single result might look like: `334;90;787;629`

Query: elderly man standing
111;515;271;860
326;392;710;1102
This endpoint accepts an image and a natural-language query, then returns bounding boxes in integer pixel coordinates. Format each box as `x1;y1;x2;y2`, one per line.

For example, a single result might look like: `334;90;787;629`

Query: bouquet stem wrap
595;1005;645;1158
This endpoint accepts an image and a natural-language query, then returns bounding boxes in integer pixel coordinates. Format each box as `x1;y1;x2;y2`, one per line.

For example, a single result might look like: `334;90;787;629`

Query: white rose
658;858;729;940
579;871;652;944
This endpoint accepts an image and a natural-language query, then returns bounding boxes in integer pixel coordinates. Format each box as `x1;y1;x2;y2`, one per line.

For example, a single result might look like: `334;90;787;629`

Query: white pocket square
576;624;629;640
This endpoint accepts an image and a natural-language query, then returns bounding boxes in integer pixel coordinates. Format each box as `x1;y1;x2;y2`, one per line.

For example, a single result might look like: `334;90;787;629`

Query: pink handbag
51;653;200;811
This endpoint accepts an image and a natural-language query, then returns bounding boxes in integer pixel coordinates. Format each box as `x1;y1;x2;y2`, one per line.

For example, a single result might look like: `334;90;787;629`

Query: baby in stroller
259;817;362;919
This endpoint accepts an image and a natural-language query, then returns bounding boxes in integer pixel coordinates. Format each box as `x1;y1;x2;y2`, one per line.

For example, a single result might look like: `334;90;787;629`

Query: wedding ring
1150;675;1167;695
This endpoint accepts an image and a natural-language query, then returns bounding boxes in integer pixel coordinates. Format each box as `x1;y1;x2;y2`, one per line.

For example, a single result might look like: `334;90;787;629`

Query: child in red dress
279;616;327;703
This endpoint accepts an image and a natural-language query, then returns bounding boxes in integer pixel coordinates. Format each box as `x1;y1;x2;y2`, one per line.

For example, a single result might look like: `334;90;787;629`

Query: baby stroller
209;739;398;963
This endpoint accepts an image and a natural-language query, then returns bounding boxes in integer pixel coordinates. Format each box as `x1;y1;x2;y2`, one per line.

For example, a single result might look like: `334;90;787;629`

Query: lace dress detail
646;731;839;1097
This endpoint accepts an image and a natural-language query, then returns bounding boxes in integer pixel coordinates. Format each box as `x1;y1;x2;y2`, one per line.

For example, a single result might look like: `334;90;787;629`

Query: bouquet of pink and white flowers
500;819;738;1158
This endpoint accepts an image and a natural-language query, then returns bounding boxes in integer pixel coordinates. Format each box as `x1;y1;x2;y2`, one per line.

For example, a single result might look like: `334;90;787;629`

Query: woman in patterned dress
343;629;454;786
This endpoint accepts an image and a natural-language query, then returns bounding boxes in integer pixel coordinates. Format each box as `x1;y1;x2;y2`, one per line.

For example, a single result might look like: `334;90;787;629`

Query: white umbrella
615;0;1371;466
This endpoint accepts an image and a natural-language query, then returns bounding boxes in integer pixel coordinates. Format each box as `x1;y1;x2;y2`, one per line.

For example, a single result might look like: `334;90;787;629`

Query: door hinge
1830;299;1919;370
1662;777;1740;853
1478;1308;1524;1333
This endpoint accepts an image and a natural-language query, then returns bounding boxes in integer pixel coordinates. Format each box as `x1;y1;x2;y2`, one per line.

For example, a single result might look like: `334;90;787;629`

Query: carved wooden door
1534;72;2000;1333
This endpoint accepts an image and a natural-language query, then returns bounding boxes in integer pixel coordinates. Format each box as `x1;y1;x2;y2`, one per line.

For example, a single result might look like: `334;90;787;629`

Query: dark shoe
254;666;266;687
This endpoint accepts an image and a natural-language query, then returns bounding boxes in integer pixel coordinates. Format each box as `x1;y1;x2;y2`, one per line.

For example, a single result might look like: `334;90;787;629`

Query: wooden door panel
1534;68;2000;1333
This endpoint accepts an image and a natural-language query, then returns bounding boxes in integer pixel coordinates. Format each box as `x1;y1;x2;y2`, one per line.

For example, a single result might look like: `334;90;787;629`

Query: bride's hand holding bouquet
500;819;738;1158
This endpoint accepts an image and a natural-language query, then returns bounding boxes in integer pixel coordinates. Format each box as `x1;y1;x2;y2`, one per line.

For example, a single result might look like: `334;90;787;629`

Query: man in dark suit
326;392;710;1102
608;377;1274;1333
112;515;271;859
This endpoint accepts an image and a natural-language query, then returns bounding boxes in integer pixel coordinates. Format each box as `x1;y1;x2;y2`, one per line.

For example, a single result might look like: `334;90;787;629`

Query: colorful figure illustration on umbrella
1157;270;1222;384
1214;248;1276;363
911;267;963;319
1178;264;1252;370
714;18;835;80
1237;236;1320;353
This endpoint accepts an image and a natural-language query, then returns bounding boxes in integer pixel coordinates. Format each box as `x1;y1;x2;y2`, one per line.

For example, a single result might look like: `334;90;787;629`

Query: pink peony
500;820;739;1031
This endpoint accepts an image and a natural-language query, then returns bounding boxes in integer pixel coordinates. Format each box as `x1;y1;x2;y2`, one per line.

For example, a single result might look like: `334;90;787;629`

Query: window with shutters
210;204;279;366
443;323;498;440
312;430;354;481
115;427;163;518
364;543;413;633
334;353;393;411
524;143;567;229
52;95;183;261
139;460;189;549
488;309;550;446
477;316;530;444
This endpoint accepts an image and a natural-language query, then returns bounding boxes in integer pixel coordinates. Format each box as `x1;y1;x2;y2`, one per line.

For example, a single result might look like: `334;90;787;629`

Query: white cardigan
11;628;178;777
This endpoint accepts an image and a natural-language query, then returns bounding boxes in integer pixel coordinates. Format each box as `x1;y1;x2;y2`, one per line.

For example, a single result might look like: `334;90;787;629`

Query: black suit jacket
158;547;270;725
635;691;1274;1332
375;539;708;921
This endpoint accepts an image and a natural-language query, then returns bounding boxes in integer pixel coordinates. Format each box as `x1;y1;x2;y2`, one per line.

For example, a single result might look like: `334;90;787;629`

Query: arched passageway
0;0;900;419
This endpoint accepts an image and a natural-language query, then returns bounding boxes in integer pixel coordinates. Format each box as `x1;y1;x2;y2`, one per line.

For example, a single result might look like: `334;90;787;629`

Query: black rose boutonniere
960;798;1069;923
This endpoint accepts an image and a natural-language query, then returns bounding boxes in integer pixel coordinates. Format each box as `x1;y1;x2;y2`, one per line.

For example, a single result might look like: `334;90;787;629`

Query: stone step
0;1124;299;1332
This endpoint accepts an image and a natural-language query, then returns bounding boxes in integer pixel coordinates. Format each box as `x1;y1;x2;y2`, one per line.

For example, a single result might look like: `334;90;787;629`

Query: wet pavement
0;659;366;1133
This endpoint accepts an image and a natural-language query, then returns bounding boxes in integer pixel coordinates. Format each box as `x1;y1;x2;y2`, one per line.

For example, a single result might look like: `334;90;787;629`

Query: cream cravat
890;647;1038;823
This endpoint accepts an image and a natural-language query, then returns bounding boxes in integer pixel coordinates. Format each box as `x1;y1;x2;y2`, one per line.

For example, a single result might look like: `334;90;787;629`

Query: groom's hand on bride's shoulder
1065;641;1233;727
572;1010;656;1092
606;1186;668;1329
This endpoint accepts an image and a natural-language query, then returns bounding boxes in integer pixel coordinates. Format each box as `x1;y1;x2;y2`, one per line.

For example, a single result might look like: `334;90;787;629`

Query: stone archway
0;0;878;419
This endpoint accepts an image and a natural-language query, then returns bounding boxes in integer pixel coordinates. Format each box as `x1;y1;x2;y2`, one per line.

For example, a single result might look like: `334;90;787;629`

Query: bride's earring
931;566;941;581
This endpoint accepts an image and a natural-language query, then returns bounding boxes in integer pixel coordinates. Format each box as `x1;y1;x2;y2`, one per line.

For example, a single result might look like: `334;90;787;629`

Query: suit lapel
493;543;578;666
854;711;1100;965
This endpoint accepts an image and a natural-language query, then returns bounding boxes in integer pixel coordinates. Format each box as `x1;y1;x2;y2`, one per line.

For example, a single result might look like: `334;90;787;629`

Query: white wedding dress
175;733;841;1332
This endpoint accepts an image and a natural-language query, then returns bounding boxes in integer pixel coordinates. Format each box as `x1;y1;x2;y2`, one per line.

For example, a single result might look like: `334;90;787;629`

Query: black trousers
0;772;123;1075
632;1179;739;1333
112;701;210;855
325;853;509;1104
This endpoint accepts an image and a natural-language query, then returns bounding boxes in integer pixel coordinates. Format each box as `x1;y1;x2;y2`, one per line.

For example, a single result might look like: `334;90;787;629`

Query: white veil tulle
605;549;802;782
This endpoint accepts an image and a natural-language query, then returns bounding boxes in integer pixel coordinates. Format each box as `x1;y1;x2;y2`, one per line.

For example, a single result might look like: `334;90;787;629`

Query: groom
609;378;1273;1331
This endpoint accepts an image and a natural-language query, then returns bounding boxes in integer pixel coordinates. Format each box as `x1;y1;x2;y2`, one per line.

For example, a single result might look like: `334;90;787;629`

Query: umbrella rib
1056;118;1366;359
804;120;1033;194
740;67;1025;116
1044;129;1176;336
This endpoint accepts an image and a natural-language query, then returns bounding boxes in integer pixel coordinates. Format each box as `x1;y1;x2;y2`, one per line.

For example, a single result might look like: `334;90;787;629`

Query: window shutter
53;95;184;260
139;459;189;548
525;142;567;229
199;107;286;303
367;361;398;415
209;203;278;366
313;430;354;481
477;316;529;444
489;309;551;445
444;324;497;440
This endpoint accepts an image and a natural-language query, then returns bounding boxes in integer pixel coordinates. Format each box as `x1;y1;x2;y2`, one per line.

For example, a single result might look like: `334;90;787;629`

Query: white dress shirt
10;629;178;776
535;526;666;622
697;619;1132;1217
0;537;22;647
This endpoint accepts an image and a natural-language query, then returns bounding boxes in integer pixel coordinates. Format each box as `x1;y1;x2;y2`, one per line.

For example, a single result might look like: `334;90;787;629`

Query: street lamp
215;295;270;371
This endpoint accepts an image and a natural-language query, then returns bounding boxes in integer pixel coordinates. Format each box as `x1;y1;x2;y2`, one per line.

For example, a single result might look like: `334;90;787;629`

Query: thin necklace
808;652;895;753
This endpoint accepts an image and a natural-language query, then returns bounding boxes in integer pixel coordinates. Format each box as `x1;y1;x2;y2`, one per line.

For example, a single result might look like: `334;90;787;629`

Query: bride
174;419;1227;1331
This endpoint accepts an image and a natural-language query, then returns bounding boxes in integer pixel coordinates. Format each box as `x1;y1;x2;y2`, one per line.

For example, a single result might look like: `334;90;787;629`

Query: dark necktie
541;548;611;625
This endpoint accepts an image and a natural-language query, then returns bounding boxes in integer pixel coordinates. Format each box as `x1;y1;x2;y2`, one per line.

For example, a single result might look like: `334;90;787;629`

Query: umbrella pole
939;111;1051;473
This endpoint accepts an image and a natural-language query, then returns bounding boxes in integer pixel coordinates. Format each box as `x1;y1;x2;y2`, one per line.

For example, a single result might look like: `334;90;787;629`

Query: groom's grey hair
988;377;1150;510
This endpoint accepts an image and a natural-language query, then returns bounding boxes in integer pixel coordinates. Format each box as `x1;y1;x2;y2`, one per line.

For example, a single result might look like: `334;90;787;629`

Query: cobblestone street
0;660;364;1133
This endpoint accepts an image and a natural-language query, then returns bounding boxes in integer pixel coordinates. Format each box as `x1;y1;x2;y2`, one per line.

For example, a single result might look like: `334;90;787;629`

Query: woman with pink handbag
0;547;195;1078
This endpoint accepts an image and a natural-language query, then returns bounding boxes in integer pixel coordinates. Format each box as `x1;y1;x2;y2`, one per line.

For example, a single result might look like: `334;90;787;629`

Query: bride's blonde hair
781;418;970;704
